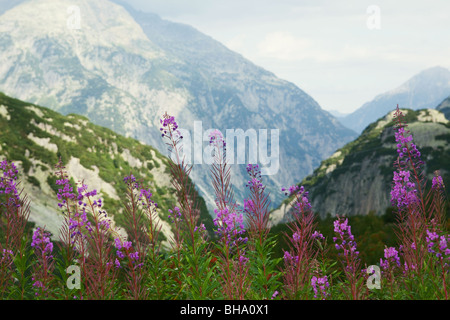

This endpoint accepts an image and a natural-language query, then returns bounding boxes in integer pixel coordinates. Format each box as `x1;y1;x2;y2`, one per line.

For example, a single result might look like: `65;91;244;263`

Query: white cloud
225;34;247;52
257;32;311;61
119;0;450;113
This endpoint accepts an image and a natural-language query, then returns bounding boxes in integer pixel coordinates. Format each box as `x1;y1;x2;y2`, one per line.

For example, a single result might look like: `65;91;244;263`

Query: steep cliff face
0;0;356;212
0;92;213;243
271;108;450;225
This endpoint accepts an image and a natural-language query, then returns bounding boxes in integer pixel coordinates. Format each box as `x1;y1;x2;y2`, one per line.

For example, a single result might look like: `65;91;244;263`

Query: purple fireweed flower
0;160;21;208
271;291;279;300
333;218;359;271
243;199;254;213
123;175;136;183
432;175;444;190
426;229;450;262
55;175;76;208
238;254;249;266
213;208;247;245
114;237;140;265
243;163;271;236
168;206;182;223
312;230;325;241
31;227;54;258
395;127;422;162
246;164;261;176
390;109;426;212
117;251;125;259
129;251;139;261
209;129;226;148
139;188;156;207
114;238;122;250
194;223;206;233
282;185;312;213
283;251;299;265
292;231;301;243
31;227;54;297
114;237;126;259
380;246;401;270
160;112;180;138
123;175;159;213
390;170;418;209
1;249;14;264
311;275;330;300
123;241;132;250
245;164;265;191
32;280;44;289
282;185;300;196
68;209;94;238
246;177;264;191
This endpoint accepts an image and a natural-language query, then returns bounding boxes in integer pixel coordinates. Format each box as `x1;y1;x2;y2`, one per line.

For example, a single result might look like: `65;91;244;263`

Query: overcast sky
121;0;450;114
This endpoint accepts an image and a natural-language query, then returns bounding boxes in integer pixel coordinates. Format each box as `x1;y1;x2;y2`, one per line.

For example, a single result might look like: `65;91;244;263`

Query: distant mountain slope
0;0;24;15
437;95;450;120
326;109;349;119
271;108;450;225
0;0;356;212
340;67;450;133
0;91;213;242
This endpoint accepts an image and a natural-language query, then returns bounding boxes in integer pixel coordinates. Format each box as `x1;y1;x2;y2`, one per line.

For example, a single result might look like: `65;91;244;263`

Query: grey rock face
0;0;356;214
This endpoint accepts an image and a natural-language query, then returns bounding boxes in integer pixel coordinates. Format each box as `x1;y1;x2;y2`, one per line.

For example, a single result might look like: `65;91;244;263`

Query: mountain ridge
0;0;356;213
0;91;214;242
340;66;450;133
271;106;450;225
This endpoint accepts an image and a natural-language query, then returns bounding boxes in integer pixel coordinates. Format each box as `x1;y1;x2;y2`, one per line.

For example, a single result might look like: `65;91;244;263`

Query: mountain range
0;0;356;213
340;66;450;133
271;105;450;225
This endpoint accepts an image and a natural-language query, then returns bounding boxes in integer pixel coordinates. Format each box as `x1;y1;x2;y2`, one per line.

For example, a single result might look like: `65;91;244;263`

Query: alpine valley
0;0;356;213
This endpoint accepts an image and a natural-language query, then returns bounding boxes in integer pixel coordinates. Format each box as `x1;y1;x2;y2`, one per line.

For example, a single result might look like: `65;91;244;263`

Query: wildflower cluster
395;127;422;164
213;208;247;246
333;218;359;260
245;164;264;191
31;227;55;297
0;108;449;301
390;170;418;209
282;185;312;214
426;230;450;263
0;160;20;208
114;237;142;269
56;176;76;209
432;175;445;191
31;227;54;259
332;217;366;299
310;275;330;300
160;113;179;138
209;129;226;149
379;247;401;271
243;164;271;238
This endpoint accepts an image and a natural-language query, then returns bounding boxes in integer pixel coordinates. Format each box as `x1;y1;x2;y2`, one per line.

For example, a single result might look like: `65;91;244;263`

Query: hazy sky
121;0;450;114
